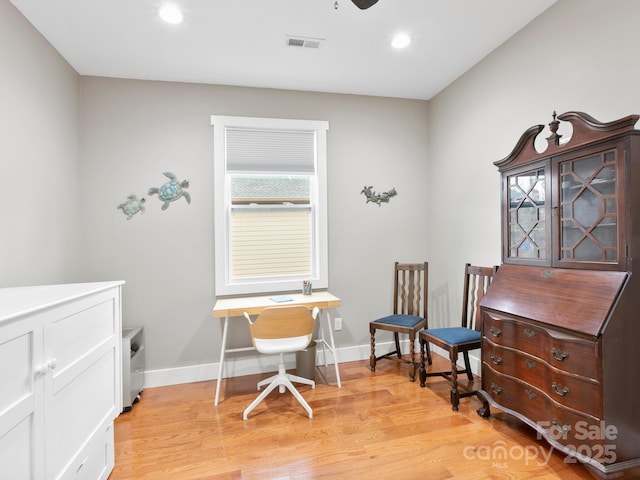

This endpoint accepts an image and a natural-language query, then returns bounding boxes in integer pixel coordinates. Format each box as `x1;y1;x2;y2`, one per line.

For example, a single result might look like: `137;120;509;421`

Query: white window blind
226;128;316;173
231;207;311;278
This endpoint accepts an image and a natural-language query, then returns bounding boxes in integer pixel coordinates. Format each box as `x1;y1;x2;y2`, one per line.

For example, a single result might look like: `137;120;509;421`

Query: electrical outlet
334;317;342;331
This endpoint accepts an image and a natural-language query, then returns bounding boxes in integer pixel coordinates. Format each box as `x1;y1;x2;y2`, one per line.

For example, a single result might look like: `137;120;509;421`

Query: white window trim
211;115;329;296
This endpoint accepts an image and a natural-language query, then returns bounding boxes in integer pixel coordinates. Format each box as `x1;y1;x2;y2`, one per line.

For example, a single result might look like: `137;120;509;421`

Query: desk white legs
214;316;230;406
215;308;341;406
318;310;342;388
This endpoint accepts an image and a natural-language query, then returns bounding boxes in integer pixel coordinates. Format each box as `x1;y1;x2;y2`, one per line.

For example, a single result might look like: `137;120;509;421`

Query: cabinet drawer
482;366;608;456
483;311;600;379
483;339;602;418
60;423;115;480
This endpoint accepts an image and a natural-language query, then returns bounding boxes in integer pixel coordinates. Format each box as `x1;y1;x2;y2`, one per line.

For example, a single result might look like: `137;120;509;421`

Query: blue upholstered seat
374;314;424;328
423;327;481;345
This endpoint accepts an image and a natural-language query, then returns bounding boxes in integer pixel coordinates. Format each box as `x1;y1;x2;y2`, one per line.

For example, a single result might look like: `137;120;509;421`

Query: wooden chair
369;262;429;382
419;263;497;410
243;305;319;420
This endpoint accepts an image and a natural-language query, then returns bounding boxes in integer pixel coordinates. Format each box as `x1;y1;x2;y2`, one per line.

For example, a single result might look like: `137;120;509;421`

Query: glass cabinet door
505;164;549;264
555;142;624;268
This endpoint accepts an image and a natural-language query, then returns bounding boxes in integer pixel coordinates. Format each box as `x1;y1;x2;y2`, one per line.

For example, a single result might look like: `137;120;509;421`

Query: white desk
212;291;342;405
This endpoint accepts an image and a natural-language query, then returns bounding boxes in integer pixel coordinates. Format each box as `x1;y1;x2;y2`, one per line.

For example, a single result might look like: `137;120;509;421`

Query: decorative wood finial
546;110;562;146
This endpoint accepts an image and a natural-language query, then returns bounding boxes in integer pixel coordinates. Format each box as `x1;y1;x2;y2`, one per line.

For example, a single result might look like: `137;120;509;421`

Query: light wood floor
110;355;638;479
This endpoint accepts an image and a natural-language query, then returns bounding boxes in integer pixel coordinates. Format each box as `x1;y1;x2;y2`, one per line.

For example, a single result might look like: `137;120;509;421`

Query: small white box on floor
122;326;145;411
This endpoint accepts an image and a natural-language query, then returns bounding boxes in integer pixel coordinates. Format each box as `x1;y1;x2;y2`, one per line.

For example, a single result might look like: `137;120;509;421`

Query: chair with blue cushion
369;262;429;382
419;263;497;410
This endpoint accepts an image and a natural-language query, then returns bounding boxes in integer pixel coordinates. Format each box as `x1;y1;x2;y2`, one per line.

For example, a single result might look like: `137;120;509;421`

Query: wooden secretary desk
478;111;640;478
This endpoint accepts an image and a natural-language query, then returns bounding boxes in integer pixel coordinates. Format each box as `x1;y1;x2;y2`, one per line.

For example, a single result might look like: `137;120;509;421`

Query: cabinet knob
490;326;502;338
490;354;502;365
523;328;536;338
491;382;502;395
34;358;57;376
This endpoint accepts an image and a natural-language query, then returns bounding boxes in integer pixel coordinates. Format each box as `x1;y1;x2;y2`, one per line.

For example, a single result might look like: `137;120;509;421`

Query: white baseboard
143;339;481;389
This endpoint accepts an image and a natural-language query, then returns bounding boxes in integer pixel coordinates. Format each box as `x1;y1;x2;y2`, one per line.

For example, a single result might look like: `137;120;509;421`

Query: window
211;116;329;296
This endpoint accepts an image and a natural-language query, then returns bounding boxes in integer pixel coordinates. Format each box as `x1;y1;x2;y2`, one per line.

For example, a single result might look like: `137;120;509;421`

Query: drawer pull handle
525;359;536;369
76;456;89;472
490;326;502;338
551;382;570;397
525;389;537;400
552;420;571;433
491;382;502;395
490;354;502;365
524;328;536;338
551;348;569;361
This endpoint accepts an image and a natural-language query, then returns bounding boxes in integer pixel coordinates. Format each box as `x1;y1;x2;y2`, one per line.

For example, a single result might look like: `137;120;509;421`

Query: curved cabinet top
495;111;640;171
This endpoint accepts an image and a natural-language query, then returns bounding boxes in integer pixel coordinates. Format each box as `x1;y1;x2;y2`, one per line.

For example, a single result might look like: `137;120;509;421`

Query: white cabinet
0;281;124;480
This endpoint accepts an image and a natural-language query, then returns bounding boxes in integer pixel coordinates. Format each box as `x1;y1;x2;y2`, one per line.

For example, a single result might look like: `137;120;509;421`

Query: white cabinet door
0;320;44;480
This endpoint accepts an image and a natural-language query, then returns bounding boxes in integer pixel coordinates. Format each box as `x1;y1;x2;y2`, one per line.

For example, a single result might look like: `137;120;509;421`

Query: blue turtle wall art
117;194;146;220
148;172;191;210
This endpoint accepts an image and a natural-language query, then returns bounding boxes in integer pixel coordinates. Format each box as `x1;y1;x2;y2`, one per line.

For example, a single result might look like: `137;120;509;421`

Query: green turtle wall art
117;195;146;220
361;185;397;206
148;172;191;210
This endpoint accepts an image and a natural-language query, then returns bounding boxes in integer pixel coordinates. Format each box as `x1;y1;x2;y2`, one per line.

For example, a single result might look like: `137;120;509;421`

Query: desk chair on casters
419;263;497;411
369;262;429;382
243;305;319;420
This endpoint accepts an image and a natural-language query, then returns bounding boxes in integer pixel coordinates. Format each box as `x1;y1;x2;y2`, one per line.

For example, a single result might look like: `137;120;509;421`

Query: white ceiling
10;0;556;100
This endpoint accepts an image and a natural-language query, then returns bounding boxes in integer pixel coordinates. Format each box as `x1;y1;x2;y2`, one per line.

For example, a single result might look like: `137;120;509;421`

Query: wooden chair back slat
462;264;498;332
394;262;428;321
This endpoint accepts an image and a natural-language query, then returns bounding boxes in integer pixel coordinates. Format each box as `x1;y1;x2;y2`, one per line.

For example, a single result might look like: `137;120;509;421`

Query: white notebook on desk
269;295;294;303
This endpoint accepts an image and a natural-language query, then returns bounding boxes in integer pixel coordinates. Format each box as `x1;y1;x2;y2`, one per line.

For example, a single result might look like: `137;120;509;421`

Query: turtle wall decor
148;171;191;210
117;194;146;220
361;185;397;206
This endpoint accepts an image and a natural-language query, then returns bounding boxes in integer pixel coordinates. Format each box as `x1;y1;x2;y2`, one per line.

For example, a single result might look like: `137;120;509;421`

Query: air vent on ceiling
286;35;325;49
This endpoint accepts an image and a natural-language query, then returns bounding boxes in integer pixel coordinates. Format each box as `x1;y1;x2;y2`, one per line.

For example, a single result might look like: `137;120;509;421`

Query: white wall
0;0;81;287
78;78;430;380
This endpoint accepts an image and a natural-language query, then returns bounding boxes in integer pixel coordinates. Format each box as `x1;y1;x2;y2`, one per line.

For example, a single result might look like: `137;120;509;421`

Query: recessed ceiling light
158;3;183;24
391;33;411;49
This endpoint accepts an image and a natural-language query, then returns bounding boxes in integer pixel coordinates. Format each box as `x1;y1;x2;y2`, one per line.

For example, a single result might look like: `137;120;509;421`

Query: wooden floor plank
110;355;639;479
